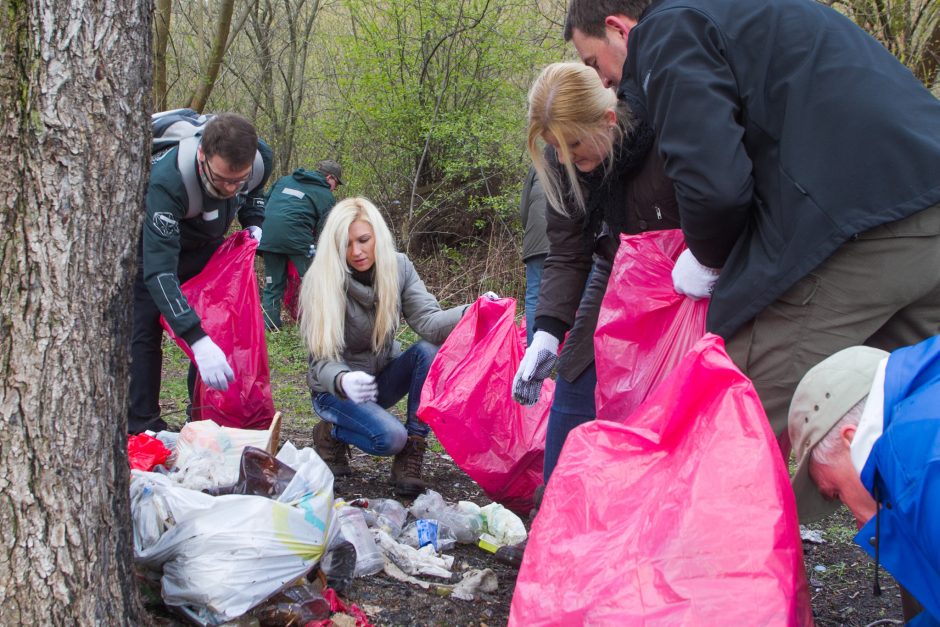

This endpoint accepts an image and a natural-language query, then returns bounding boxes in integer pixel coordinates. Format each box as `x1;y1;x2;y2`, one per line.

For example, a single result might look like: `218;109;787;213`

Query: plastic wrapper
128;433;171;471
417;297;552;514
408;490;482;544
509;334;813;625
593;229;708;421
366;498;408;538
400;520;457;553
161;231;275;429
374;530;454;579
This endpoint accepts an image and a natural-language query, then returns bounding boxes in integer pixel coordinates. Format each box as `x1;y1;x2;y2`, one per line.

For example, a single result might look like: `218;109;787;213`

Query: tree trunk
154;0;172;110
189;0;236;112
0;0;151;622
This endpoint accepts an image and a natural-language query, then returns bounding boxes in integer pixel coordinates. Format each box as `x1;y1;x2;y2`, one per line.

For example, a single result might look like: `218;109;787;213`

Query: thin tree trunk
0;0;151;622
154;0;172;110
190;0;236;112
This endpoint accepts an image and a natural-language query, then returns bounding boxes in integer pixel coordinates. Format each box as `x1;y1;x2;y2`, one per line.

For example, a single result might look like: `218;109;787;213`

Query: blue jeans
312;341;438;456
543;364;597;484
524;254;546;345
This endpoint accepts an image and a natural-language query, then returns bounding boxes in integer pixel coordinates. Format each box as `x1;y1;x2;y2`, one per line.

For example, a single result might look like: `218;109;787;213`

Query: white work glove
340;371;378;404
247;226;262;243
512;330;560;406
191;336;235;391
481;291;499;300
672;248;720;300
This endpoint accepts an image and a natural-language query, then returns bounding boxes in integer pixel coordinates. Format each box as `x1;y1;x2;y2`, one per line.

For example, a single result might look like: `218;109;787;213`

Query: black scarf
581;121;656;243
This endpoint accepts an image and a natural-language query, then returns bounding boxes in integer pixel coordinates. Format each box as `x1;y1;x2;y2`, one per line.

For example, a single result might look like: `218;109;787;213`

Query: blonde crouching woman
300;197;468;496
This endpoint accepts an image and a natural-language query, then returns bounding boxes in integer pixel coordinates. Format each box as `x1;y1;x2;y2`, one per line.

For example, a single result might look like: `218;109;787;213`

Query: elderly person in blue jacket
788;337;940;626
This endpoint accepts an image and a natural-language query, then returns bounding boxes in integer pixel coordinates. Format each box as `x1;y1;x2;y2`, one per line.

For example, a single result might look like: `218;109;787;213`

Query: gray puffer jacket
307;253;466;396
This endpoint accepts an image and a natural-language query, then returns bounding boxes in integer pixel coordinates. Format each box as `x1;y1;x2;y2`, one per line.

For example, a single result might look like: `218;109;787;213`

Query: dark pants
543;364;597;485
725;202;940;454
261;251;311;328
127;240;219;434
312;341;438;456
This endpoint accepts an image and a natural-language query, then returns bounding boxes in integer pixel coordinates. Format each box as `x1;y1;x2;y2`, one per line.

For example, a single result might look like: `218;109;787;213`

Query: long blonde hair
299;197;401;361
527;62;626;216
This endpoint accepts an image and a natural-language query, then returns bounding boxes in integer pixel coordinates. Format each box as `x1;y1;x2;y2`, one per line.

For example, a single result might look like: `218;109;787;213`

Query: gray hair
810;397;867;466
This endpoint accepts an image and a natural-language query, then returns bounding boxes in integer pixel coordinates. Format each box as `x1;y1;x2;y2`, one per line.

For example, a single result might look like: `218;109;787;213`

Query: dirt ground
142;419;908;626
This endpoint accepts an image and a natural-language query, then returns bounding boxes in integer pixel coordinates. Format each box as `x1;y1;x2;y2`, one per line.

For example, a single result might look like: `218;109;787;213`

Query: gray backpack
151;109;264;219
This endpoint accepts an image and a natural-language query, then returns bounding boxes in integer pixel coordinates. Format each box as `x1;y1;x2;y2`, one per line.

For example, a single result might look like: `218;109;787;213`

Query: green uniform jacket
258;168;336;255
307;253;466;396
143;139;273;343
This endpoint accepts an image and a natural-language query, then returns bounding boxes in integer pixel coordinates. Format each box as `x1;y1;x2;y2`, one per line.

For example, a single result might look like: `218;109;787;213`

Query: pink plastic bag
510;334;813;626
594;229;708;421
162;231;275;429
417;297;553;514
283;261;301;323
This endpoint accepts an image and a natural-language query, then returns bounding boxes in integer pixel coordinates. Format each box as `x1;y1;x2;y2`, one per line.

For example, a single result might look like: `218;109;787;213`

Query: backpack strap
176;136;203;219
176;136;266;220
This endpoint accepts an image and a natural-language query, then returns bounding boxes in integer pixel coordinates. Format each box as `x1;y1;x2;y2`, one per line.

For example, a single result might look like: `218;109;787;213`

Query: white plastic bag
132;445;335;625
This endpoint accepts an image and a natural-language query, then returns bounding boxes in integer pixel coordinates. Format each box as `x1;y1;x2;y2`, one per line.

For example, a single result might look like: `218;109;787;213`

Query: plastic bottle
334;505;384;577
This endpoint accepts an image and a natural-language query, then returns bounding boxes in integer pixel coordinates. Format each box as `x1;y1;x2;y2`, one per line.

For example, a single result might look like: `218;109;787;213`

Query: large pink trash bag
418;297;553;514
510;334;813;626
594;229;708;422
162;231;276;429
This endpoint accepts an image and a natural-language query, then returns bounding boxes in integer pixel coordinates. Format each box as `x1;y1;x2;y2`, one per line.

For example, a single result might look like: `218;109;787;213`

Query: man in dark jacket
519;166;550;345
258;160;341;330
564;0;940;448
129;113;273;434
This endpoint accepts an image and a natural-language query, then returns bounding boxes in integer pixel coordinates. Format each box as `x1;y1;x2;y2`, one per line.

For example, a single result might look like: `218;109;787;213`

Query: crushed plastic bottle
335;504;384;577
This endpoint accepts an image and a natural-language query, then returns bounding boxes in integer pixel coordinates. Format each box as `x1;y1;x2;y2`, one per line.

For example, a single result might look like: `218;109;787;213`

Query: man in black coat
564;0;940;451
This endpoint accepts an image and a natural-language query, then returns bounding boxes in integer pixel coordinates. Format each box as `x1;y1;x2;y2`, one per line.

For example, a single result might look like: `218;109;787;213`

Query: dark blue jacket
856;335;940;625
622;0;940;338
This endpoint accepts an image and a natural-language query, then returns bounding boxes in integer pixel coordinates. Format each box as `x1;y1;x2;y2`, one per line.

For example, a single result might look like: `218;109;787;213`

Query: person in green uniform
129;112;273;434
259;160;342;330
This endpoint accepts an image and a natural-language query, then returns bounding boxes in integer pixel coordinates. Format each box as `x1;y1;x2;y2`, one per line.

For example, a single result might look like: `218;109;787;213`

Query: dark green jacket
143;139;273;343
258;169;336;254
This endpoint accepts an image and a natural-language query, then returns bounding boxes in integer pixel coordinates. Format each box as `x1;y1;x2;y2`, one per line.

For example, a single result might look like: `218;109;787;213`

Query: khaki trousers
725;202;940;454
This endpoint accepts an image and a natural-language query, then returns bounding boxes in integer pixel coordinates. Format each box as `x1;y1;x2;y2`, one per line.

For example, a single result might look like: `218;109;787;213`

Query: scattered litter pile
129;420;527;626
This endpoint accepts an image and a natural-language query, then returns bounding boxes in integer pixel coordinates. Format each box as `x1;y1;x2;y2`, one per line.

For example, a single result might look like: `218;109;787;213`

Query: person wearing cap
258;160;342;329
788;336;940;625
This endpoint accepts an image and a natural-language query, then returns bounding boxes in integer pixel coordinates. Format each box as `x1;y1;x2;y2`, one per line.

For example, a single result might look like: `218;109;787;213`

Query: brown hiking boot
313;420;351;477
390;435;428;497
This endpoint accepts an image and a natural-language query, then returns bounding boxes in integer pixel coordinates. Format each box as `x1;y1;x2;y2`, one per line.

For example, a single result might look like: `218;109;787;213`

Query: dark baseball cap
317;159;343;185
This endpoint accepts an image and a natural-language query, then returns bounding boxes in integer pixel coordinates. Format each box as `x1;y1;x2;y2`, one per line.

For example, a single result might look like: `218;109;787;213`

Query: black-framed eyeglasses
202;157;252;187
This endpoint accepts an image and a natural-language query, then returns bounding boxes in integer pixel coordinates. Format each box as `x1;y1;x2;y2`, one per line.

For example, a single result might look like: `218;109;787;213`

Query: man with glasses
258;159;342;330
129;112;273;434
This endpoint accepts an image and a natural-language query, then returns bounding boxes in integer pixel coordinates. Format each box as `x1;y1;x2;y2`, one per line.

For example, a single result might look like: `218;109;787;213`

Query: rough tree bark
0;0;151;622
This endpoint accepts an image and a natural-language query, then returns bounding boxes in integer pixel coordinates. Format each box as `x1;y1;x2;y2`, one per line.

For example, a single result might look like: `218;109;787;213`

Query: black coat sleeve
626;7;754;268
